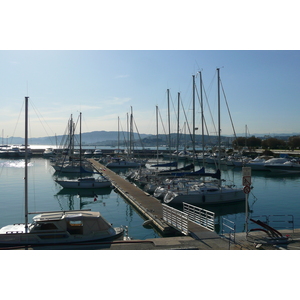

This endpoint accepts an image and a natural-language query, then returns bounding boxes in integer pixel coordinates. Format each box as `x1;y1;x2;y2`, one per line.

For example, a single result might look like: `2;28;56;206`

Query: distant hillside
6;131;152;146
5;130;300;147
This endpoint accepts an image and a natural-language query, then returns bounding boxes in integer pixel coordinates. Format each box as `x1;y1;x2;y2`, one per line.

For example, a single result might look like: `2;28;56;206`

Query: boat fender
202;195;206;203
143;219;153;228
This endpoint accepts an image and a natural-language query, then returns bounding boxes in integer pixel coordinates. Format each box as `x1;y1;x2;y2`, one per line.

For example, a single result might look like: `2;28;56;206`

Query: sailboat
105;111;146;168
51;114;94;173
55;113;112;189
164;70;245;205
0;97;123;247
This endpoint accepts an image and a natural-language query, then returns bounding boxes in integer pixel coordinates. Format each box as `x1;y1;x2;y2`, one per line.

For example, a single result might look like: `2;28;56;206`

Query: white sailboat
51;114;93;173
164;70;244;205
0;97;123;247
105;112;146;168
55;112;112;189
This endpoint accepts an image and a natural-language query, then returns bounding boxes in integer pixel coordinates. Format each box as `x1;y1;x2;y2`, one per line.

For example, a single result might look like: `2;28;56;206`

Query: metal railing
162;203;215;235
183;202;215;232
221;217;236;249
162;204;189;235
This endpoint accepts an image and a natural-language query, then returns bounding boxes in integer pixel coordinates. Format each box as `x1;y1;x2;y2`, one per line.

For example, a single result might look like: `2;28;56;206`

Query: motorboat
18;144;32;157
93;149;102;156
43;147;56;158
55;176;112;189
0;210;123;246
264;159;300;173
245;156;271;171
84;150;93;157
7;145;20;157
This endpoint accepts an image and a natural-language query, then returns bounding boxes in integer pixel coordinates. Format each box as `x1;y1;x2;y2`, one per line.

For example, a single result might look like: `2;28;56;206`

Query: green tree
246;136;262;149
262;138;286;149
288;136;300;150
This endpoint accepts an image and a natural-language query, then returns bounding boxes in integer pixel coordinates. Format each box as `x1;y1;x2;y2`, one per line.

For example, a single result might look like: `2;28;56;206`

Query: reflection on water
0;159;34;168
2;156;300;237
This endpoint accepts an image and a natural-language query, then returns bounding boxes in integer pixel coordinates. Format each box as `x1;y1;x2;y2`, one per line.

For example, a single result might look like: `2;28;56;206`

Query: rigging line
157;107;168;137
29;99;56;143
220;79;238;140
180;99;194;146
203;77;217;137
9;101;24;145
118;119;129;150
133;118;145;150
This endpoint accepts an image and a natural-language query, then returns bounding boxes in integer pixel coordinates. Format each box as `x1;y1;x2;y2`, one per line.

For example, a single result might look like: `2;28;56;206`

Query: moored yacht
0;210;123;246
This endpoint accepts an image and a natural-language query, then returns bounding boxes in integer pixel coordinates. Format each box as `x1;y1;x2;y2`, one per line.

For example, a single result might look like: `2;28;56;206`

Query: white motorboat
55;176;112;189
7;145;20;157
43;147;55;157
84;150;93;157
0;210;123;246
264;159;300;173
245;156;270;171
93;149;102;156
0;97;124;247
18;145;32;157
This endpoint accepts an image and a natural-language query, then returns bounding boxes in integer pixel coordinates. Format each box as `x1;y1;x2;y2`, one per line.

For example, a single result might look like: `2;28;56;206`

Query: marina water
1;156;300;237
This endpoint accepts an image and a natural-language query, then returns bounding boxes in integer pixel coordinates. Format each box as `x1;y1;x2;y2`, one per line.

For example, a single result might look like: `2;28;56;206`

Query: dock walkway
88;159;225;244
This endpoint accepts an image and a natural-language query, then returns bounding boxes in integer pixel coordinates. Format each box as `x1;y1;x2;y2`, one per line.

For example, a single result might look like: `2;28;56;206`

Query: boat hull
164;189;245;205
0;226;123;247
55;179;111;189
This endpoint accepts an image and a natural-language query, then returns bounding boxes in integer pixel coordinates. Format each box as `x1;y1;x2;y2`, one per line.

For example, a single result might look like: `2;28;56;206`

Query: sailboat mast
79;112;82;162
24;96;29;233
177;92;180;165
118;116;120;152
199;71;205;167
156;105;159;163
130;106;133;156
167;89;171;156
217;68;221;170
192;75;196;169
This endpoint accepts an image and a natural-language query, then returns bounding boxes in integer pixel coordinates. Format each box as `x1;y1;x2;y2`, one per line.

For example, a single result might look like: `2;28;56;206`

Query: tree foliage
261;138;287;149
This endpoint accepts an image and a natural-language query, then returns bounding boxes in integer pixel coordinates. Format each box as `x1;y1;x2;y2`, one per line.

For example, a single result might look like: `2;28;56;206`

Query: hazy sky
1;2;299;139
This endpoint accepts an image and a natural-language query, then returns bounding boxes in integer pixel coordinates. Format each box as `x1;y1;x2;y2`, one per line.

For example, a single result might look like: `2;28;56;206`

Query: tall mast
24;96;29;233
217;68;221;170
192;75;196;169
79;112;82;164
156;105;159;163
167;89;171;156
130;106;133;156
199;71;205;168
118;116;120;151
177;92;180;165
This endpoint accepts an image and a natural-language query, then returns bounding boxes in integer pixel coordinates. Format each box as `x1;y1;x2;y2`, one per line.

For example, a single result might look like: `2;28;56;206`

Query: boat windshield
31;222;58;231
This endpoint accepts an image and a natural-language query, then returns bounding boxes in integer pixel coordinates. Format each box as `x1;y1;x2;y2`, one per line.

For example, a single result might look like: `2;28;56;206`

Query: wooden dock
88;159;215;239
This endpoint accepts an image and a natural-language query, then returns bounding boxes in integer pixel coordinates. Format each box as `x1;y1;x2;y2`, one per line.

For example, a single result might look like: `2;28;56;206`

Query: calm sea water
0;157;160;240
0;156;300;236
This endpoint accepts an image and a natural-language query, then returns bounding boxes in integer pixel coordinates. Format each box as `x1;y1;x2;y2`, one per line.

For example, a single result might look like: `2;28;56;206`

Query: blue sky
1;2;299;140
1;50;300;139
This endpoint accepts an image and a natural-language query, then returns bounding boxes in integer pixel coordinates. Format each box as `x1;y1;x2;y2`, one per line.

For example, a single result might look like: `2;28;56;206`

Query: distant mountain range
3;130;299;147
4;131;152;146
